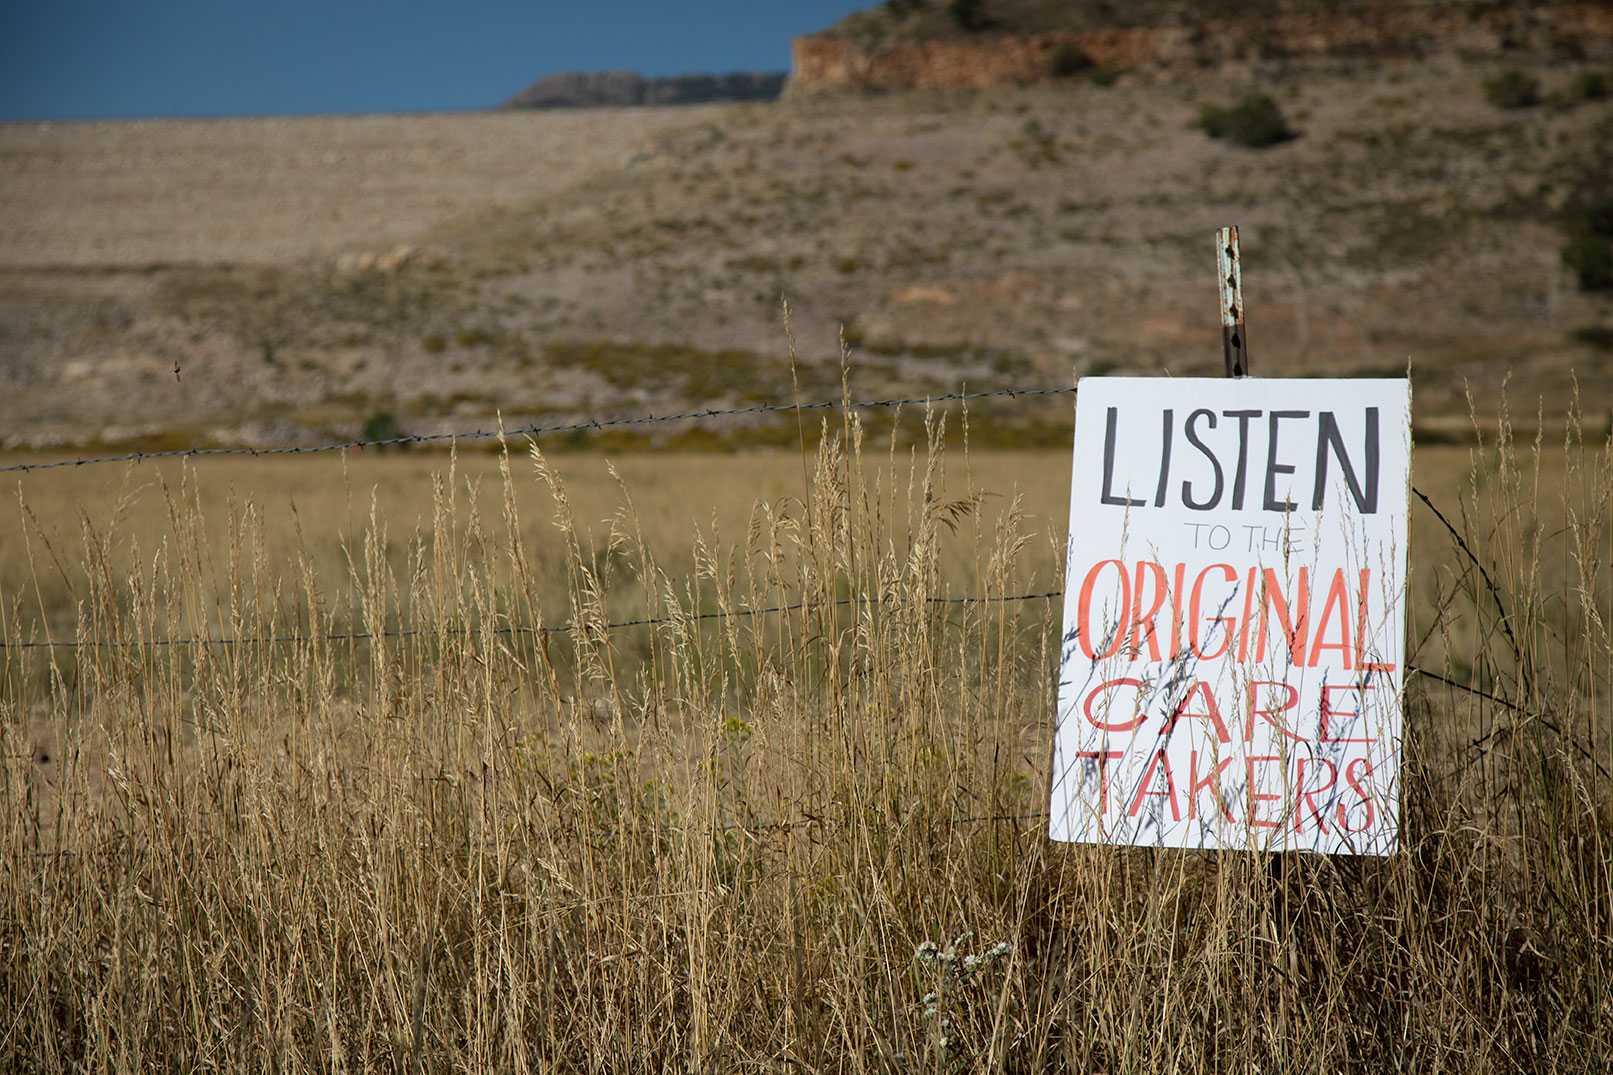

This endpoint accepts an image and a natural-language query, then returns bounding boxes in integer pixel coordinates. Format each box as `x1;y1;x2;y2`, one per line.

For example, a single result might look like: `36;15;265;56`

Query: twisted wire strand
0;385;1076;475
0;590;1065;650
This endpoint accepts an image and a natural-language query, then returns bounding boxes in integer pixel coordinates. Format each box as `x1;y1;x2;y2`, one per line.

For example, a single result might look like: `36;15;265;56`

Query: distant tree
1564;234;1613;292
1563;205;1613;293
948;0;990;32
1570;70;1608;102
362;411;407;448
1197;95;1297;149
885;0;928;13
1483;70;1540;110
1050;42;1096;78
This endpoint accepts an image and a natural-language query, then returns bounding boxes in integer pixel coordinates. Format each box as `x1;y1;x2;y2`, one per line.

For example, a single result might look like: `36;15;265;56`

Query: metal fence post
1217;226;1249;378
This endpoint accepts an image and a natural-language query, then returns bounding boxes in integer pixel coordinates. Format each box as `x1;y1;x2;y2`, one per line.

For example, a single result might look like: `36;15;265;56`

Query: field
3;392;1610;1070
3;18;1612;1070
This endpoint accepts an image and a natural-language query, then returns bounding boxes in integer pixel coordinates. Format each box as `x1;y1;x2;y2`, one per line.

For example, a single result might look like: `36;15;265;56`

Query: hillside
0;10;1610;454
820;0;1612;43
824;0;1346;40
795;0;1613;93
503;70;786;110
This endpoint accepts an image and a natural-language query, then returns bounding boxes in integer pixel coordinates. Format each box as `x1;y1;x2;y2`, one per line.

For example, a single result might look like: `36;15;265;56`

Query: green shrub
948;0;989;32
1483;70;1541;110
422;333;447;354
1563;234;1613;292
362;411;406;446
1197;94;1296;149
1050;42;1094;78
1090;67;1123;88
455;327;497;348
1569;325;1613;351
1562;194;1613;292
1570;71;1608;101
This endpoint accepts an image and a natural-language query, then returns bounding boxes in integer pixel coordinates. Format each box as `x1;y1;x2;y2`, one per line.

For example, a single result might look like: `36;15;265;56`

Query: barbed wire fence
0;381;1074;651
0;385;1076;476
6;377;1601;859
0;379;1563;762
0;591;1066;650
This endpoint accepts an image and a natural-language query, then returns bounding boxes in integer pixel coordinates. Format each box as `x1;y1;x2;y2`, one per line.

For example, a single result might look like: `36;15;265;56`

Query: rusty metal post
1217;226;1249;378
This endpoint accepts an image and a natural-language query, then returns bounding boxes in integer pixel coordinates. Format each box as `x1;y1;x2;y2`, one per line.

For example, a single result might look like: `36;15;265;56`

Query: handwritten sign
1050;377;1410;855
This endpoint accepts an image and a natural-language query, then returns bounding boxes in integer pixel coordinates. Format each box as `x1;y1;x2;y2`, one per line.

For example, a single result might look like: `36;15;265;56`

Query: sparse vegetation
948;0;990;33
1562;194;1613;292
1049;41;1094;78
1567;230;1613;288
1570;324;1613;350
1484;69;1542;110
1564;233;1613;291
4;47;1610;456
1013;117;1061;165
361;409;405;444
1197;93;1297;148
544;338;848;402
1571;70;1609;101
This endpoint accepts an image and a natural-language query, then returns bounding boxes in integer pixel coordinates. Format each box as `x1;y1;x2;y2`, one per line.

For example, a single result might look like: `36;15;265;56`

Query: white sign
1050;377;1410;855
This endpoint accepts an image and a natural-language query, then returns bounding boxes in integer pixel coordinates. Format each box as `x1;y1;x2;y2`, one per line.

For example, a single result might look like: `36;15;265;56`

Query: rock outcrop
790;2;1613;93
503;70;786;110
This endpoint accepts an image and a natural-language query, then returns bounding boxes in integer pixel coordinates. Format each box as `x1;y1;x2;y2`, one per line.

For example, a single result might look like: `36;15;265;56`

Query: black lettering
1225;410;1260;510
1152;409;1174;508
1313;408;1380;513
1181;408;1223;510
1264;411;1309;512
1101;406;1146;507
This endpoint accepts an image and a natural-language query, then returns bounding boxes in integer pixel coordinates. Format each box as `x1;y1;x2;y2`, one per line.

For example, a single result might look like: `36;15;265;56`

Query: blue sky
1;1;872;121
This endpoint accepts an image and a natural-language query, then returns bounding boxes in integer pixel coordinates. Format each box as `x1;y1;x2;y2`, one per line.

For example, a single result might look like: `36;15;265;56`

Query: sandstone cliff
791;2;1613;93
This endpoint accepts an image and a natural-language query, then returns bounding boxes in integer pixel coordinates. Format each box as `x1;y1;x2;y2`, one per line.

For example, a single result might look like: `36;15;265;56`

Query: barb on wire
0;385;1077;476
0;590;1065;650
25;809;1054;860
2;418;1555;759
0;484;1469;652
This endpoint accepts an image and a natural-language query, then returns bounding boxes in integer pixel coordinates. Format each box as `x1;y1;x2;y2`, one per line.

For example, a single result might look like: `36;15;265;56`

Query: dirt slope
0;44;1609;452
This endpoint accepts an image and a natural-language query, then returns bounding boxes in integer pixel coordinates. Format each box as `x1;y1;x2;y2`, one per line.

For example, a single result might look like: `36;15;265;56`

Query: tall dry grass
1;393;1609;1072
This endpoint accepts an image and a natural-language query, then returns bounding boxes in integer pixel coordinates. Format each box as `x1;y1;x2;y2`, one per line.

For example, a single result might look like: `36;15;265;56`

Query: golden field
2;393;1609;1071
2;17;1611;1067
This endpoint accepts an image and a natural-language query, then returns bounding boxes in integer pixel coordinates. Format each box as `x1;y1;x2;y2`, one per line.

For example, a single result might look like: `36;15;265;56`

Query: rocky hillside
1;8;1609;454
792;0;1613;93
504;70;785;110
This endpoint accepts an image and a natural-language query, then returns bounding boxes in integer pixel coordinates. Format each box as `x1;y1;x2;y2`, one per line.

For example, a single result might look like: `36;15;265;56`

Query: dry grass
2;389;1610;1071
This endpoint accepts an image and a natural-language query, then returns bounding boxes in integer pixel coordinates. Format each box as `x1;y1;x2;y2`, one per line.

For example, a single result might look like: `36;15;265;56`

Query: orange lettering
1128;749;1181;821
1077;559;1130;660
1083;678;1148;733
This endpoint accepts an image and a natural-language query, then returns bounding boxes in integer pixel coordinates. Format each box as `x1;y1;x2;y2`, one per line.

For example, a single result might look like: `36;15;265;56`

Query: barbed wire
0;590;1065;650
0;385;1077;476
0;380;1545;738
23;810;1053;860
0;580;1532;718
